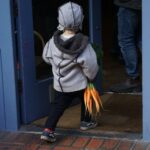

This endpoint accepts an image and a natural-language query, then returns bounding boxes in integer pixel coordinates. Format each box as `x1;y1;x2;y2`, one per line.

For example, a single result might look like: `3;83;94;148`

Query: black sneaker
40;129;56;142
109;77;141;93
80;121;97;130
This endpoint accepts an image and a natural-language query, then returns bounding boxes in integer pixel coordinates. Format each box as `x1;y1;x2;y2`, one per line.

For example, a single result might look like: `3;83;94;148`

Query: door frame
142;0;150;140
0;0;20;130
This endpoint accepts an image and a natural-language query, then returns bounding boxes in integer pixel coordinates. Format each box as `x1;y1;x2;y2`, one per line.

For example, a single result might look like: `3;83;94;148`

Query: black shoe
80;121;98;130
109;77;141;93
41;129;56;142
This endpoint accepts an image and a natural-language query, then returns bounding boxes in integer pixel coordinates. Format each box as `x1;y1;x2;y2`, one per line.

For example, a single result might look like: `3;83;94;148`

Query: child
41;1;99;142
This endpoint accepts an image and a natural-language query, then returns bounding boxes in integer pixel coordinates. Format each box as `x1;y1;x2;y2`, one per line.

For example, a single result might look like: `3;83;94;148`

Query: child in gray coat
41;1;99;142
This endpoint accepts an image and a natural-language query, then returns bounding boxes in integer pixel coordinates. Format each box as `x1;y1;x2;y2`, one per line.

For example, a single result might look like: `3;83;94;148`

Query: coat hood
57;2;84;31
53;30;88;55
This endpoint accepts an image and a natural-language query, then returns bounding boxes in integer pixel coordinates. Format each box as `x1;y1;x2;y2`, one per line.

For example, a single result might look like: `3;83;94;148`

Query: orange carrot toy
84;83;103;117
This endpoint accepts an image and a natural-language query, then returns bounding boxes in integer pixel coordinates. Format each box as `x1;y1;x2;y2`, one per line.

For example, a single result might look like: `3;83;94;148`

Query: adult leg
118;7;139;78
110;7;141;93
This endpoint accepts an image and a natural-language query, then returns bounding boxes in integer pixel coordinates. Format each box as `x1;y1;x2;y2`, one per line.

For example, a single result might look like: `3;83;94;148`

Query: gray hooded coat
42;2;99;92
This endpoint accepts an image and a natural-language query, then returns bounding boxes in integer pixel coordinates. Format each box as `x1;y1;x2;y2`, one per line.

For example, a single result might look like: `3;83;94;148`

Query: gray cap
57;2;84;31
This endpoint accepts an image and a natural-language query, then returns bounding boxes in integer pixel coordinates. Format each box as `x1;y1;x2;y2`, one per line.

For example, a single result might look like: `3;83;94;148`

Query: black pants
45;90;91;130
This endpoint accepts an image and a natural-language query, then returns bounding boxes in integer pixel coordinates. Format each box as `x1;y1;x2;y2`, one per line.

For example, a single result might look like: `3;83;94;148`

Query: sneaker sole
40;135;56;142
80;123;98;131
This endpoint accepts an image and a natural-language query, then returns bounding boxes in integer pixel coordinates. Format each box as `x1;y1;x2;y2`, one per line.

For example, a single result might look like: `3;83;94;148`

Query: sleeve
42;40;52;65
78;44;99;80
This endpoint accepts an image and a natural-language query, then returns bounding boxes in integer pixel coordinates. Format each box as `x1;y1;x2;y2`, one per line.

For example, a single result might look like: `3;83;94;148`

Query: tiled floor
0;130;149;150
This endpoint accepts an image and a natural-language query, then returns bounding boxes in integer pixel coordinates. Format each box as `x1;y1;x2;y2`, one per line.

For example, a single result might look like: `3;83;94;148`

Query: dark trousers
118;7;141;78
45;90;91;130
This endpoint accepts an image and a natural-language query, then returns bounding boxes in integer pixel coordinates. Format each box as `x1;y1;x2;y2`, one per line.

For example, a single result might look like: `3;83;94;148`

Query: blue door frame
0;50;5;129
0;0;20;130
1;0;150;140
142;0;150;140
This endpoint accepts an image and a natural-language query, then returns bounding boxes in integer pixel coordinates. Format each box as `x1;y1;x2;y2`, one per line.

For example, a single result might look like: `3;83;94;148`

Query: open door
16;0;53;124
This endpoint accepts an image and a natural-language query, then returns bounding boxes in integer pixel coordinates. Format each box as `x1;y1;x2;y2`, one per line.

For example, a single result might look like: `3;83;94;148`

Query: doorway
18;0;142;135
